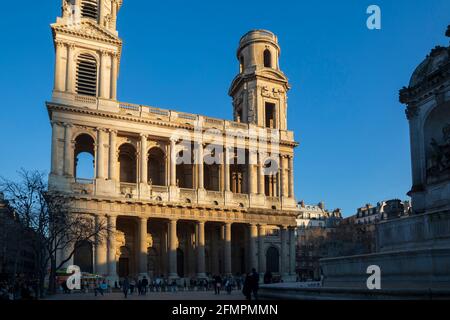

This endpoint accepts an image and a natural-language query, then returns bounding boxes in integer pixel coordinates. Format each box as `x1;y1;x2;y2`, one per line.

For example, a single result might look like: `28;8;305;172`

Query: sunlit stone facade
49;1;299;282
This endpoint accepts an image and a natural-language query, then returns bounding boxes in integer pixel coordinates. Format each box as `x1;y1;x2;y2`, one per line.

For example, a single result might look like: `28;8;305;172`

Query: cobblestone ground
46;289;244;300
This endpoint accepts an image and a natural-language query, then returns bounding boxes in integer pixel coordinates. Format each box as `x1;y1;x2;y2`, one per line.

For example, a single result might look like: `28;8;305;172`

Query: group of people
119;276;151;298
0;278;38;300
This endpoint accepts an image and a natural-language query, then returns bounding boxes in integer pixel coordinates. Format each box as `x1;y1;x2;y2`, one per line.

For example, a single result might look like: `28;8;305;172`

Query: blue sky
0;1;449;216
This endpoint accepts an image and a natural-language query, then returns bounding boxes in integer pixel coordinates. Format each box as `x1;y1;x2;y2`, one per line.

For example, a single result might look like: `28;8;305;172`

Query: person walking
213;275;222;295
250;268;259;300
130;278;135;295
225;277;232;295
242;273;252;300
122;277;130;299
141;276;148;295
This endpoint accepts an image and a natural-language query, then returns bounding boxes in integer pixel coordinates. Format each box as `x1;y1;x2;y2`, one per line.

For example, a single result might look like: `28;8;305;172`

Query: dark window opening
264;49;272;68
265;102;276;129
81;0;99;20
76;53;97;97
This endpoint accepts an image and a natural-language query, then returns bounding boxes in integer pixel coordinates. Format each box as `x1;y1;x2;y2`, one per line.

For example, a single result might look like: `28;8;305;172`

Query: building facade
295;202;342;280
354;200;411;225
48;0;299;282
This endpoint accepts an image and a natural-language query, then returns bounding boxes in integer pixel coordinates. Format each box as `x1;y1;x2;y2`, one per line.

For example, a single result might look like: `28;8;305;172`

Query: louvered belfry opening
81;0;99;20
76;54;98;97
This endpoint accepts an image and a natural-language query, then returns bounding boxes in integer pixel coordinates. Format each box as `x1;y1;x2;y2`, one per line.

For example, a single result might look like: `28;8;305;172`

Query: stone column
63;123;73;177
66;43;75;94
280;226;288;278
110;53;118;100
196;221;206;278
211;227;219;275
170;139;177;186
224;223;232;275
140;134;148;184
249;224;258;271
249;151;257;194
95;215;108;275
107;215;117;279
288;156;294;198
168;219;178;279
111;0;117;30
197;142;204;189
96;128;106;179
258;224;266;274
289;227;297;276
258;153;265;195
138;217;148;277
224;147;231;192
280;155;286;197
54;41;65;92
99;51;109;99
51;122;61;175
108;130;117;180
99;0;105;26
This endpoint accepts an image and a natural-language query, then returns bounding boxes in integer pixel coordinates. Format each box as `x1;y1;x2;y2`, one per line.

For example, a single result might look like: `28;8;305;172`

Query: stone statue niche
425;103;450;183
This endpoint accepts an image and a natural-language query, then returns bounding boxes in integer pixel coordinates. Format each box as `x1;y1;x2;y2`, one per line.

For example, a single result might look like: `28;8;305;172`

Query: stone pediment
255;68;289;83
52;19;122;46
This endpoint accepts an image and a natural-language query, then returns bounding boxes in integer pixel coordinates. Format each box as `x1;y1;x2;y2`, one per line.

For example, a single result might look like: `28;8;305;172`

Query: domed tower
229;30;290;130
51;0;123;109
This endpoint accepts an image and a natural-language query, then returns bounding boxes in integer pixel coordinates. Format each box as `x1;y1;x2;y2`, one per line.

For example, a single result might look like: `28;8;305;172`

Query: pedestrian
213;275;222;295
130;278;135;295
242;273;252;300
141;276;148;295
250;268;259;300
137;279;142;295
122;277;130;299
225;278;232;295
94;280;104;297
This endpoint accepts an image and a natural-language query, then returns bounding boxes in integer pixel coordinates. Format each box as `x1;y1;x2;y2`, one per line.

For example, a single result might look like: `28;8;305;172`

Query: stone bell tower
51;0;123;110
229;30;290;130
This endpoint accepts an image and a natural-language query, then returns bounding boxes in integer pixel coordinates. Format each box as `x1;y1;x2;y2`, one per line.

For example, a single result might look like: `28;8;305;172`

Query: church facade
48;0;299;282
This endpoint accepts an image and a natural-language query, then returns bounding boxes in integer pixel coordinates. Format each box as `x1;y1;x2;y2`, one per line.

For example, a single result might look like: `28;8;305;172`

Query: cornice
399;62;449;105
51;20;123;47
53;192;298;220
46;102;299;148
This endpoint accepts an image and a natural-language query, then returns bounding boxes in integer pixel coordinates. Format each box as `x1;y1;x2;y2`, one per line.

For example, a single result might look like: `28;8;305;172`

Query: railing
120;182;137;197
75;178;94;184
178;113;197;121
75;94;97;105
148;107;169;117
151;185;169;193
180;188;197;200
119;102;140;111
204;117;224;126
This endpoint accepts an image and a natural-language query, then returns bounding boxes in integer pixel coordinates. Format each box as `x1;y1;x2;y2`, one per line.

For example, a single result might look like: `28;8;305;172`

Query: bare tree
0;169;109;297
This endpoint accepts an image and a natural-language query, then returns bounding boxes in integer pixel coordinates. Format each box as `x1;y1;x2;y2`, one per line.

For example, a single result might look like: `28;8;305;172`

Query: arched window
266;247;280;273
118;144;137;183
264;49;272;68
148;148;166;186
76;53;98;97
73;240;93;273
81;0;99;20
74;134;95;180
